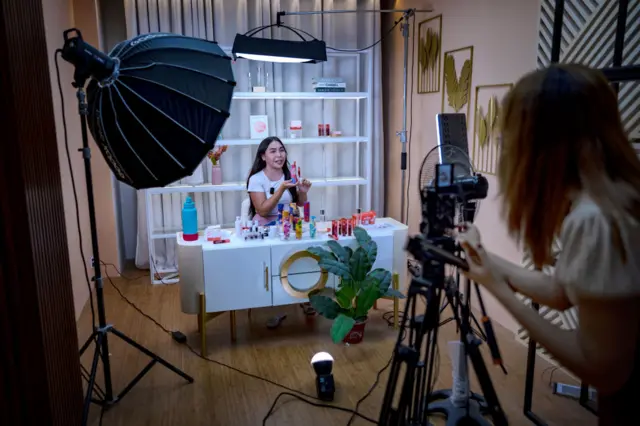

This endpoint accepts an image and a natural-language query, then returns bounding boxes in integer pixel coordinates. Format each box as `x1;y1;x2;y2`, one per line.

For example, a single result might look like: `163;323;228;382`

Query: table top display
176;216;408;314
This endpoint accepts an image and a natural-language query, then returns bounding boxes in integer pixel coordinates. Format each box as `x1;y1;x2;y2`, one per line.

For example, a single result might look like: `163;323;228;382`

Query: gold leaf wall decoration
417;15;442;94
472;84;513;175
441;46;474;125
477;106;488;148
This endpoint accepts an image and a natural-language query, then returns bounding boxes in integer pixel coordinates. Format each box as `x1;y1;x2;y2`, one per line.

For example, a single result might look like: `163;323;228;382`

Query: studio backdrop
121;0;385;273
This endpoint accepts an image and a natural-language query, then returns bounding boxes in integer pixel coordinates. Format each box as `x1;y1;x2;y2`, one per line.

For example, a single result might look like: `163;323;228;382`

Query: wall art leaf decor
417;15;442;94
476;106;488;148
440;46;474;124
444;55;459;108
472;84;513;175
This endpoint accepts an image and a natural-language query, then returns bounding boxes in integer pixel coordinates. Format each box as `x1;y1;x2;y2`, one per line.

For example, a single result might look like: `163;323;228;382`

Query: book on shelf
312;77;344;84
314;87;346;92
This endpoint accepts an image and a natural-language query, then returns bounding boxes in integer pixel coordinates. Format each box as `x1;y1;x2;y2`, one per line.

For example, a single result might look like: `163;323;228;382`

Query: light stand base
79;324;194;416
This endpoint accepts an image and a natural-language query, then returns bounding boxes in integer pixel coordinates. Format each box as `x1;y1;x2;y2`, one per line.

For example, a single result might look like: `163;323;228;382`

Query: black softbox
64;31;236;189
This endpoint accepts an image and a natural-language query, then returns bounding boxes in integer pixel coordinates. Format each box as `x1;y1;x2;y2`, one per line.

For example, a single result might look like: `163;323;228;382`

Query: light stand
63;57;194;426
276;7;432;224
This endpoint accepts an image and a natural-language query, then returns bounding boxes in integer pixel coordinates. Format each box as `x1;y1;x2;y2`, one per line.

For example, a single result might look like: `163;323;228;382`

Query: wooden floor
77;269;597;426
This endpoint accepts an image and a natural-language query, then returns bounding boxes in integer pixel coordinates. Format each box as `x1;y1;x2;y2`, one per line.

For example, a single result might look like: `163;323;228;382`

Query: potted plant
307;227;405;344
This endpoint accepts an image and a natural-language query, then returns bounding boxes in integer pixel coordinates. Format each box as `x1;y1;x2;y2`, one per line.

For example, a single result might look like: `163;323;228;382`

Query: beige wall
42;0;121;320
383;0;539;331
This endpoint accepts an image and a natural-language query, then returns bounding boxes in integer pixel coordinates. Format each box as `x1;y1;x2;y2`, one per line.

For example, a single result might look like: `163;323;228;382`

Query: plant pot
343;318;368;344
211;164;222;185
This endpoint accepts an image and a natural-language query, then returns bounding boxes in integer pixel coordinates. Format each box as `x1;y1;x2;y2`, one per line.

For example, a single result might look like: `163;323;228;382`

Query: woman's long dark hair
246;136;298;217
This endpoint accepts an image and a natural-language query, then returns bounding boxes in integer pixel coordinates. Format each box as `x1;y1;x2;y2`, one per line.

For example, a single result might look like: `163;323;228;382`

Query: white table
176;217;408;354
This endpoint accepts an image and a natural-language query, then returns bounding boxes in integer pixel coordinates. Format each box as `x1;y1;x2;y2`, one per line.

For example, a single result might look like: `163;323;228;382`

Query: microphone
270;187;275;195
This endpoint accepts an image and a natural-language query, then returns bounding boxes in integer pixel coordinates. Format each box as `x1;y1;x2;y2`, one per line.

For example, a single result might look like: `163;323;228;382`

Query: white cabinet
203;245;272;312
271;242;337;306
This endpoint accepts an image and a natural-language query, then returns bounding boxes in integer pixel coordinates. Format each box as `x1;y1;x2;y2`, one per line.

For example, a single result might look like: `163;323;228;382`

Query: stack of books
312;77;346;92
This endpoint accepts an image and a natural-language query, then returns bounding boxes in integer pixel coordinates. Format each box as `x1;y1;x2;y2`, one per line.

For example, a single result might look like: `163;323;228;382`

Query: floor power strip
552;382;597;402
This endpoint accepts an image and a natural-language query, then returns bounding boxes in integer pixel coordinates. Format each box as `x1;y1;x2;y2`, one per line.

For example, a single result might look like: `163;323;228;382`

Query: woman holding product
246;136;316;321
247;136;312;226
457;64;640;426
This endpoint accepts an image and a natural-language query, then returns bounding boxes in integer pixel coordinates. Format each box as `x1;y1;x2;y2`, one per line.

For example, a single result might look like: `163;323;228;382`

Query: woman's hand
278;180;297;194
456;224;512;297
297;178;312;193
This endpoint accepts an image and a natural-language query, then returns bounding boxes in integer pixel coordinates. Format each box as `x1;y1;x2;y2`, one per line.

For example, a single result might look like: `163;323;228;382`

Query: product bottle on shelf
181;196;198;241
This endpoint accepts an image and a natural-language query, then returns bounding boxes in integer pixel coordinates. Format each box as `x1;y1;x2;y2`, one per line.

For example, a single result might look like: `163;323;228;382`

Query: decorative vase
343;318;368;344
211;164;222;185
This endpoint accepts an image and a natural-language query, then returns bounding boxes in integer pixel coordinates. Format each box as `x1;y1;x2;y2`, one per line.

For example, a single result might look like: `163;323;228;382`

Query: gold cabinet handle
264;265;269;291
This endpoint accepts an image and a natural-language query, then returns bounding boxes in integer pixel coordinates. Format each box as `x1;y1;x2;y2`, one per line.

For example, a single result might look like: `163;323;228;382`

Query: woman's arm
249;184;288;217
490;253;572;311
297;191;307;204
494;286;640;394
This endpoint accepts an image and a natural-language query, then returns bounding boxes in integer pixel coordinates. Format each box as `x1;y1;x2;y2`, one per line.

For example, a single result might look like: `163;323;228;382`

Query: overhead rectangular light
232;34;327;64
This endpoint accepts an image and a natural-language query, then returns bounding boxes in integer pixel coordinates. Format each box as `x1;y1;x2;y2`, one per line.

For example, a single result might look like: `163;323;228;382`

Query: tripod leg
109;327;194;383
82;333;104;426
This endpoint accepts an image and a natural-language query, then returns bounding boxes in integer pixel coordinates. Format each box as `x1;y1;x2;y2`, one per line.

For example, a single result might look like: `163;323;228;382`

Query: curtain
128;0;385;273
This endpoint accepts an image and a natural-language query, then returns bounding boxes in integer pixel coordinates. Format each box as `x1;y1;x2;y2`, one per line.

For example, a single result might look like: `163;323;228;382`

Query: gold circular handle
280;250;329;298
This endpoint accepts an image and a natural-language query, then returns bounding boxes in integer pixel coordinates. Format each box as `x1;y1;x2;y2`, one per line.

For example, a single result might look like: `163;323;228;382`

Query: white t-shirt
247;171;293;217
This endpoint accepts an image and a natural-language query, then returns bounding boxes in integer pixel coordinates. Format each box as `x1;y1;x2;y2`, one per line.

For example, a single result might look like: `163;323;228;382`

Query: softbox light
61;29;236;189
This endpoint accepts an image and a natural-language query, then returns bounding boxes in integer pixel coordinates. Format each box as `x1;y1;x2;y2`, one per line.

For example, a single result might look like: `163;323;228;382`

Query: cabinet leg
392;273;400;330
230;310;237;342
199;293;207;356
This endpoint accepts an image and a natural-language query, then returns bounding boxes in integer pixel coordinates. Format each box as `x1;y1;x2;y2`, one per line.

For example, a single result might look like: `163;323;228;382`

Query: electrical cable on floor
100;264;380;424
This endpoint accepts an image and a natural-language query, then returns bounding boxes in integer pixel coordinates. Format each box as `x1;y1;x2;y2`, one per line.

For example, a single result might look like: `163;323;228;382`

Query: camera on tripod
420;163;488;243
379;158;509;426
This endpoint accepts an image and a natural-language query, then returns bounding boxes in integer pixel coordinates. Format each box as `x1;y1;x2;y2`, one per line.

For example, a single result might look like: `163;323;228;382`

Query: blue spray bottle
182;196;198;241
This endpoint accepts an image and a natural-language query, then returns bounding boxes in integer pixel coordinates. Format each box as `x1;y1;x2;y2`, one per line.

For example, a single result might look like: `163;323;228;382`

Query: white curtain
129;0;385;272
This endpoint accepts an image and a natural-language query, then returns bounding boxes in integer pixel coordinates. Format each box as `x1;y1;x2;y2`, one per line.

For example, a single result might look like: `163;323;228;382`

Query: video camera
419;163;488;242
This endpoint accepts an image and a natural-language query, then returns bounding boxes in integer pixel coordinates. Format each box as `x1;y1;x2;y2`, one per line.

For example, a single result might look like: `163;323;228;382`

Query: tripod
72;82;194;426
378;235;508;426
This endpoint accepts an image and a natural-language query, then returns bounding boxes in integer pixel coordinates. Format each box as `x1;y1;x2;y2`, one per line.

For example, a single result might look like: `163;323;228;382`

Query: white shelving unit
145;49;374;284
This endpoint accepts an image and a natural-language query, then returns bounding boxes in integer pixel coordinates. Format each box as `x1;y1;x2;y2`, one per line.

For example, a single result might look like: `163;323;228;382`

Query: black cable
346;355;393;426
100;265;379;420
262;392;378;425
54;49;97;330
326;17;402;52
405;14;416;225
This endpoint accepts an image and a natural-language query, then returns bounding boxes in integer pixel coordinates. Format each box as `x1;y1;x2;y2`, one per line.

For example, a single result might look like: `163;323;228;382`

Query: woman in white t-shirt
457;64;640;425
247;136;315;321
246;136;312;226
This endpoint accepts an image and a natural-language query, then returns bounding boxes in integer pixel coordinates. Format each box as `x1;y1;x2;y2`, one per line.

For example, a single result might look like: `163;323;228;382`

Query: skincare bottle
235;216;242;236
283;220;291;240
295;219;302;240
181;196;198;241
310;216;317;238
291;162;297;184
303;202;310;222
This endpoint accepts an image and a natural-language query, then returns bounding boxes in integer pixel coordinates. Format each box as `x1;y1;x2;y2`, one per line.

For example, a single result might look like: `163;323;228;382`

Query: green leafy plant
306;227;405;343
